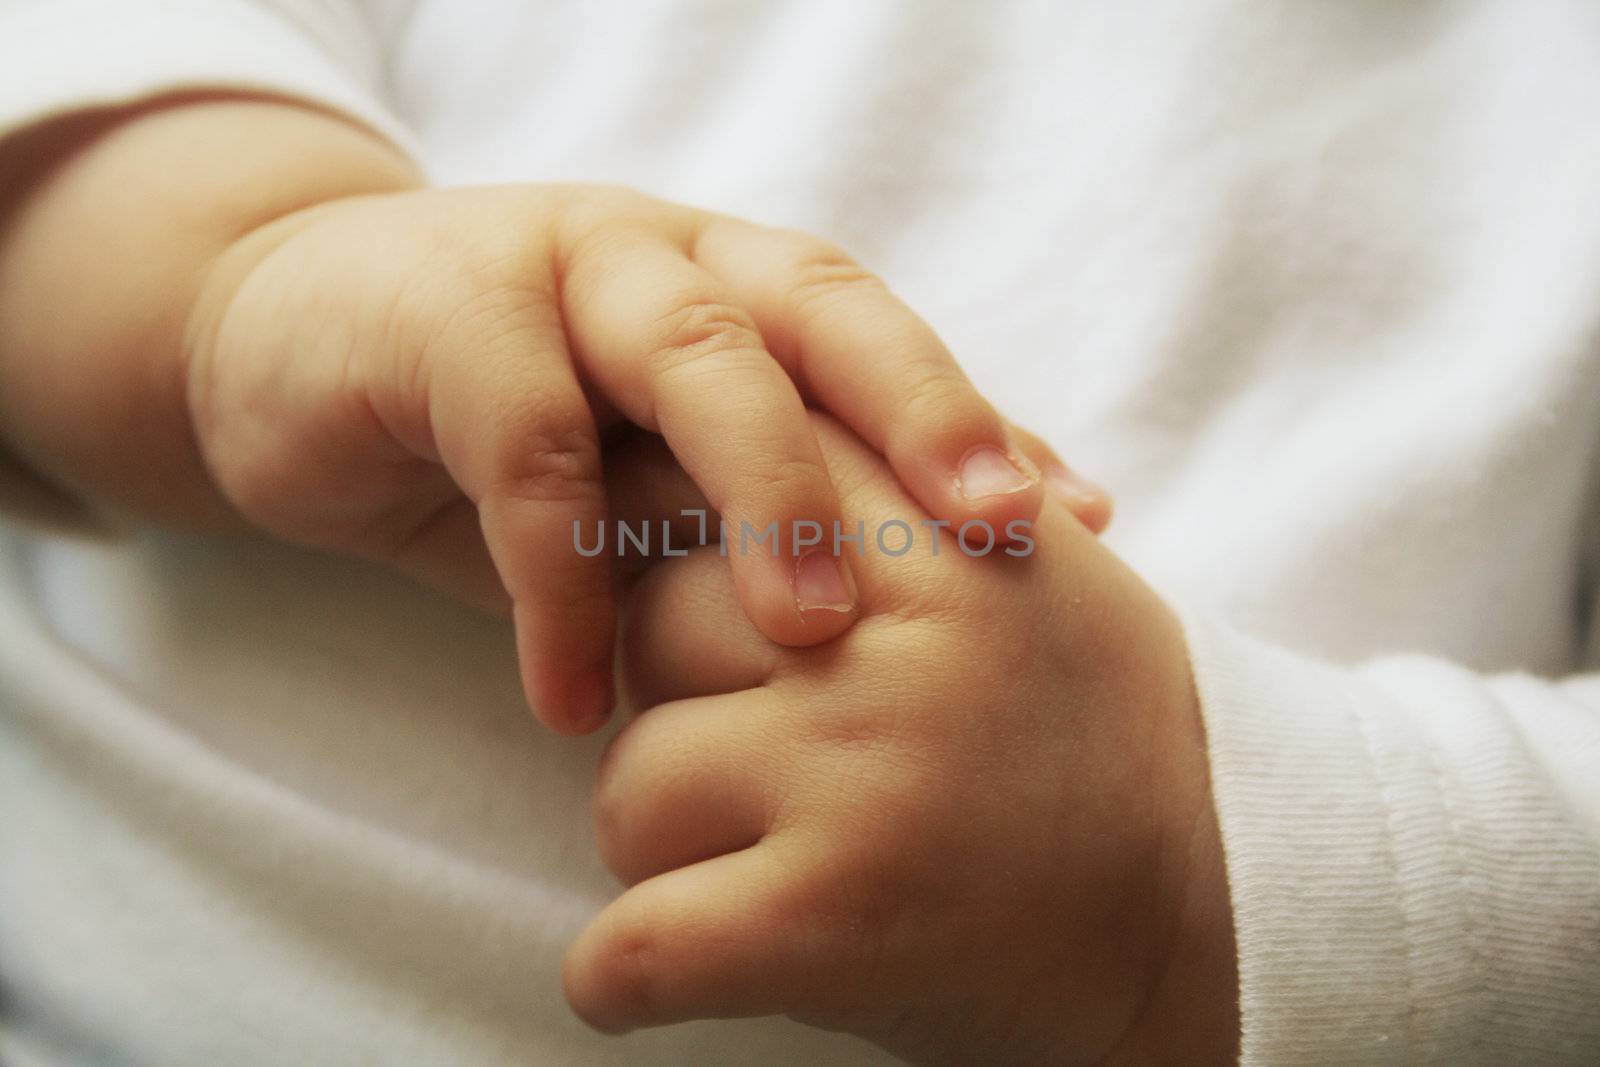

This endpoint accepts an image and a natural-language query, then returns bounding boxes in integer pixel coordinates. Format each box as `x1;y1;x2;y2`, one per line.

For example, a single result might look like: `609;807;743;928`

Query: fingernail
1045;462;1106;505
958;446;1037;501
794;549;854;613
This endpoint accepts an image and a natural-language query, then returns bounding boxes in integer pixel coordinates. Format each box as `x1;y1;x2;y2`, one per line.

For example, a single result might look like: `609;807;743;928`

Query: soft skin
0;95;1100;732
570;419;1239;1065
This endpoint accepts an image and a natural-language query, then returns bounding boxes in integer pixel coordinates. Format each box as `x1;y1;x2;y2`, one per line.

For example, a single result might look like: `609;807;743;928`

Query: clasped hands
564;418;1235;1065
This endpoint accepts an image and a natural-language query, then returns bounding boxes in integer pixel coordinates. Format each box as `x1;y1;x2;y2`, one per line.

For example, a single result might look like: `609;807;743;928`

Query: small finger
426;293;614;734
592;691;781;887
563;837;835;1034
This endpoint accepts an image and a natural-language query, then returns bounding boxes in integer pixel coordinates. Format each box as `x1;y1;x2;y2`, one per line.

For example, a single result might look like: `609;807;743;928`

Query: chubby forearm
0;94;421;528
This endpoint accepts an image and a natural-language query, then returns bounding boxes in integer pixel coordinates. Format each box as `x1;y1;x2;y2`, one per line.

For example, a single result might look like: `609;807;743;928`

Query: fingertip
956;443;1040;505
968;473;1048;540
785;549;859;645
523;657;615;736
725;527;860;648
794;546;855;609
1044;463;1114;535
1075;494;1114;535
749;596;859;648
897;439;1046;547
937;473;1048;551
511;591;617;733
562;910;651;1035
791;603;858;643
567;669;617;735
562;846;804;1034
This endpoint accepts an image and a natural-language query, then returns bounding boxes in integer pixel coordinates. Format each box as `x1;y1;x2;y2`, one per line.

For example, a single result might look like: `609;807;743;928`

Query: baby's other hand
569;417;1233;1065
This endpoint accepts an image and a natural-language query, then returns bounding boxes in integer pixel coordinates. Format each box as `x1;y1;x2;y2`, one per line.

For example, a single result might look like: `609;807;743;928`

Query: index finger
692;218;1045;546
558;221;859;648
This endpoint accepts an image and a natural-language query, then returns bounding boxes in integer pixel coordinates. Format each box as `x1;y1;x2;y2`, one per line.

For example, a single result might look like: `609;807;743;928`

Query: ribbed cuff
1177;610;1474;1064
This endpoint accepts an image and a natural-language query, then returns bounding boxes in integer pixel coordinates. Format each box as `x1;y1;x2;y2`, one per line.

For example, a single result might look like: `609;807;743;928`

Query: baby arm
0;93;1097;732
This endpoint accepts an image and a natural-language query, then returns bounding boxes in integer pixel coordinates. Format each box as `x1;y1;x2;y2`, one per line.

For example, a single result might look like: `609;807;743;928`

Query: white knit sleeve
0;0;414;150
0;0;420;534
1181;612;1600;1064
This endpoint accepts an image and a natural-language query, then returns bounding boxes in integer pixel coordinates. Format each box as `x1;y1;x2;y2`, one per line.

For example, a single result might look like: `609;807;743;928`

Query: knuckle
553;184;673;261
763;455;832;506
897;367;992;446
785;248;884;317
406;218;552;320
807;704;894;758
646;299;765;376
554;183;649;230
490;428;600;506
565;182;651;214
797;682;942;801
428;281;557;356
906;571;989;626
902;367;974;422
728;455;834;533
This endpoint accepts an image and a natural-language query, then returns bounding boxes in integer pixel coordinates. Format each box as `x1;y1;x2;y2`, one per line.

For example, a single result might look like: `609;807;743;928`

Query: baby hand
183;184;1059;732
567;418;1235;1064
